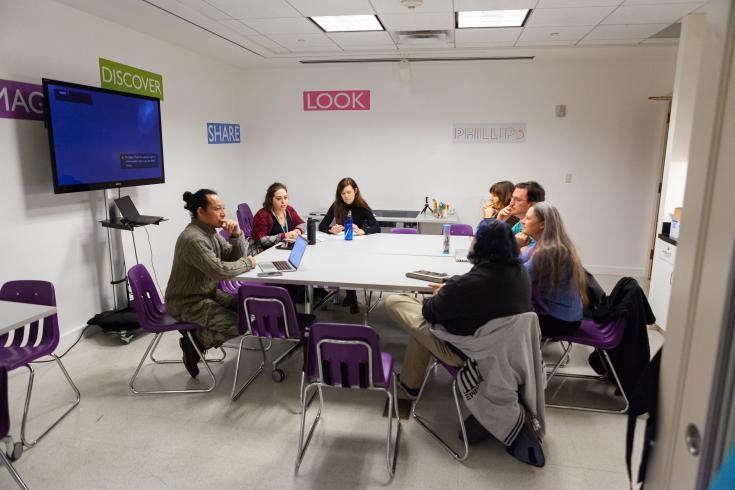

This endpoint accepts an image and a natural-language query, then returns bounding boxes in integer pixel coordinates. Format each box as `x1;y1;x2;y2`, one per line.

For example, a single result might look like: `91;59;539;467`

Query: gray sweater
165;219;256;318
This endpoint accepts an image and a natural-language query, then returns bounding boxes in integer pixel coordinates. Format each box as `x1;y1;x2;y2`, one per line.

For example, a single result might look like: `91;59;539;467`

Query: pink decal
303;90;370;111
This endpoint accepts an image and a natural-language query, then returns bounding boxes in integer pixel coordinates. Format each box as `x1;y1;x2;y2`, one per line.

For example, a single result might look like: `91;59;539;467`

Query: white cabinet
648;238;677;330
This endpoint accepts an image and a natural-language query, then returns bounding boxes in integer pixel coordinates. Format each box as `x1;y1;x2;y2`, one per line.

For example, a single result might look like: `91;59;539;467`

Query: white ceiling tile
267;33;342;51
586;23;670;39
246;34;291;53
218;19;258;36
206;0;301;19
370;0;452;14
527;6;617;26
622;0;704;5
286;0;375;17
519;25;593;41
603;3;702;25
174;0;231;20
242;17;322;34
378;12;454;31
579;38;642;45
454;0;536;10
327;31;396;49
454;27;521;42
537;0;622;7
515;39;578;46
454;41;517;47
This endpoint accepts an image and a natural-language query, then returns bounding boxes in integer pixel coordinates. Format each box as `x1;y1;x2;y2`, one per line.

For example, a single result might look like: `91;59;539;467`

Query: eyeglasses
510;197;527;203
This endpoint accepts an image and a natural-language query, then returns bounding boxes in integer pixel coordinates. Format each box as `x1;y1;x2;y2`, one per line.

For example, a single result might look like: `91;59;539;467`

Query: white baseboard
585;265;646;277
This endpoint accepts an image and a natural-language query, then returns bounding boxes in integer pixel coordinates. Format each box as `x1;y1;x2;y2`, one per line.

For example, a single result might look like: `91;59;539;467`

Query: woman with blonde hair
520;202;587;337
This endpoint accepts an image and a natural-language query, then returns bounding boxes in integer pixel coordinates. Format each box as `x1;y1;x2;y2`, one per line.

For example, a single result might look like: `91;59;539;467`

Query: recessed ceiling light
310;15;384;33
457;10;531;29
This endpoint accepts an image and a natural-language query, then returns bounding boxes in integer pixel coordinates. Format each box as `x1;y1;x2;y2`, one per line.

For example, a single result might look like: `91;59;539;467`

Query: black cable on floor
31;324;92;363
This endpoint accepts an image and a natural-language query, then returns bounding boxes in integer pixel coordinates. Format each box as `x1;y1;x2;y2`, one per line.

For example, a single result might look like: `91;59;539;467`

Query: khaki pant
384;294;462;389
178;293;239;350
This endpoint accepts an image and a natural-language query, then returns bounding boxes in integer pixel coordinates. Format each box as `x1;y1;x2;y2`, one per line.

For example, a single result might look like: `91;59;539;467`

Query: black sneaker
506;421;545;467
179;337;200;379
459;415;492;445
397;377;420;400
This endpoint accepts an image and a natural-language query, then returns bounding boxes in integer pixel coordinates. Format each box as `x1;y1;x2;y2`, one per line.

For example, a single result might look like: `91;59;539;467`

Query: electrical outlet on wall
556;105;566;117
565;173;573;183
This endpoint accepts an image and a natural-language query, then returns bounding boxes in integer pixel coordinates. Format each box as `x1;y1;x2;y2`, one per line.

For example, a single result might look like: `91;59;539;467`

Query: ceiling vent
394;30;453;46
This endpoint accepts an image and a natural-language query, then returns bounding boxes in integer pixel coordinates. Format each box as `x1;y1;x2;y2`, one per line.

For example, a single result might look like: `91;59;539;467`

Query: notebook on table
260;236;307;273
405;270;450;283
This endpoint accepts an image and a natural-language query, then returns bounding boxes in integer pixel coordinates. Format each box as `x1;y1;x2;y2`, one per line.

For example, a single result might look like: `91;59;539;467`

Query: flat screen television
42;78;165;194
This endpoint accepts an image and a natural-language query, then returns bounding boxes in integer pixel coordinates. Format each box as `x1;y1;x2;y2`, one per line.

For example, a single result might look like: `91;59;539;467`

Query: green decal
99;58;164;100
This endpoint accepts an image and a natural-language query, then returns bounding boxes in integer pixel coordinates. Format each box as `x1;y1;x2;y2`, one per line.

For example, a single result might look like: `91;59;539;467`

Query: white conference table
0;300;57;336
237;233;473;313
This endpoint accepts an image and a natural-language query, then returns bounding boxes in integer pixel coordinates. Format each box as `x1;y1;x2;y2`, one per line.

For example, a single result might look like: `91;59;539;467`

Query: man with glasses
497;181;546;247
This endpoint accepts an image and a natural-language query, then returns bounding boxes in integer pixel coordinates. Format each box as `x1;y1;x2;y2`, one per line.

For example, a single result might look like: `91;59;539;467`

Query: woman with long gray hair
520;202;587;337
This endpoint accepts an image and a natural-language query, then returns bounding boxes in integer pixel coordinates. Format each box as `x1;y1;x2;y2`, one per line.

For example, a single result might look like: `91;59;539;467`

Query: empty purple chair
450;223;473;236
232;283;315;400
0;280;80;450
411;359;469;461
295;323;401;477
237;203;254;238
127;264;222;394
546;318;629;413
390;227;419;234
0;366;29;489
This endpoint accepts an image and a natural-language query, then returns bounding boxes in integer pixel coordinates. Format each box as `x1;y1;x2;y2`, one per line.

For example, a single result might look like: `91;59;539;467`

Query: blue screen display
44;80;164;193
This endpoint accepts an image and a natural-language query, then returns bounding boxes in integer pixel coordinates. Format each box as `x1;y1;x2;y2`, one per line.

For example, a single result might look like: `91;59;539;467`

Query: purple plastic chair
0;366;29;489
237;203;254;238
0;280;80;450
390;227;419;234
411;359;469;461
450;223;473;236
127;264;223;394
295;323;401;477
545;317;629;413
232;283;315;400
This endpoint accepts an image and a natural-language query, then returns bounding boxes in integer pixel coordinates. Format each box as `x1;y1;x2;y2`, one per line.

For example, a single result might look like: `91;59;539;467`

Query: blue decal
207;123;241;144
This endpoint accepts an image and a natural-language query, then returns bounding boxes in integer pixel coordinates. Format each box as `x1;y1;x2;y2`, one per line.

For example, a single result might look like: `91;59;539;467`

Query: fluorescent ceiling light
311;15;383;33
457;10;530;29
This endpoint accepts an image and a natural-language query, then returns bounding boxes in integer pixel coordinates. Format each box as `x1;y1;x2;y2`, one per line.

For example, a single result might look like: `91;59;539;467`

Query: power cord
143;226;165;299
31;324;92;363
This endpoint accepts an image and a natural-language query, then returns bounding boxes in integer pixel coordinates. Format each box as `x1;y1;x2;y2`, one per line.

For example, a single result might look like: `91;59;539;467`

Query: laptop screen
114;196;140;220
288;236;308;268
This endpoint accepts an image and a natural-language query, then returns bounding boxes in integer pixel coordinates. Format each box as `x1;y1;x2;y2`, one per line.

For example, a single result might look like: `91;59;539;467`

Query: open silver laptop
259;236;307;273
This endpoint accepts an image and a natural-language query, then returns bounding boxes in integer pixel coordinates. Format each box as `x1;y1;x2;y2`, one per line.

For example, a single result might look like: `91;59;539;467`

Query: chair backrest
390;227;419;235
237;203;254;238
0;280;59;349
0;366;8;440
450;224;473;236
237;283;302;340
219;279;245;297
127;264;167;332
305;323;385;389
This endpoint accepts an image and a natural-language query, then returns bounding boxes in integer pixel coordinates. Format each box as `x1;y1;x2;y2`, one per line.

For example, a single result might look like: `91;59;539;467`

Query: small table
0;300;57;336
308;209;461;234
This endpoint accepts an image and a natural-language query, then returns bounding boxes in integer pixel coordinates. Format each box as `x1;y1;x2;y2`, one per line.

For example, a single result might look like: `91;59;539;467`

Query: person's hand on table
428;283;444;296
329;224;344;234
284;230;300;241
222;219;241;237
353;224;366;236
246;256;256;267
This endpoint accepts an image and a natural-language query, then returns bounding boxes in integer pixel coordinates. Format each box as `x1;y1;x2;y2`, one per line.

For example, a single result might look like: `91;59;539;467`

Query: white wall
238;52;675;276
0;0;676;342
0;0;250;341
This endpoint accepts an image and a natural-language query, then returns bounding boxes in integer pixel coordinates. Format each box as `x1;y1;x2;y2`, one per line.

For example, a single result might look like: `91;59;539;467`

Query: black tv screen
43;79;165;194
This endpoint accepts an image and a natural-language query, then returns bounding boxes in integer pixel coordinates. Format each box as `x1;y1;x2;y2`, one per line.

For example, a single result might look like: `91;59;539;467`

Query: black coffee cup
307;218;317;245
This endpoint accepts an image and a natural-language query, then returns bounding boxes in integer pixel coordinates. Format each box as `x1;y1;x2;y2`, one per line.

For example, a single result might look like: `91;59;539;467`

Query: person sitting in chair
165;189;257;378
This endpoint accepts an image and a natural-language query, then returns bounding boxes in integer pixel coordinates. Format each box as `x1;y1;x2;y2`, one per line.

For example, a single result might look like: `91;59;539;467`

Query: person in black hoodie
319;177;380;313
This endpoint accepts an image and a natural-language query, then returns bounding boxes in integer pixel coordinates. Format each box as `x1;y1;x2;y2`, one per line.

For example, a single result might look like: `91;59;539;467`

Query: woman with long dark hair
318;177;380;235
520;202;587;337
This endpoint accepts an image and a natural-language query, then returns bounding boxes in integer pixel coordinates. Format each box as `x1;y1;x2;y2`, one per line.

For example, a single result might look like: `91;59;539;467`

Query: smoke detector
401;0;423;10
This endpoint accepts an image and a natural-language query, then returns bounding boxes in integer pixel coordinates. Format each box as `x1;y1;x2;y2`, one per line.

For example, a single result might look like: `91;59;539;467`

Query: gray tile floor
1;275;662;489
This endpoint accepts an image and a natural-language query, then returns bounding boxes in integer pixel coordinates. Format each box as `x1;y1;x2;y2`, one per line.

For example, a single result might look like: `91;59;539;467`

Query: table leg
305;285;313;314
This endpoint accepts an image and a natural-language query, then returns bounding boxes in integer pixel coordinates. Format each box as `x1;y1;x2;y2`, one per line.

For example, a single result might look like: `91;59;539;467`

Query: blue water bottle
344;211;353;241
442;224;450;255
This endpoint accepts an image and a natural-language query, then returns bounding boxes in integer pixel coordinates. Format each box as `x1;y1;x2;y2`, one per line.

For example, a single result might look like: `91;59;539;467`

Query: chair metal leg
295;382;324;473
384;373;402;478
231;337;266;401
0;450;28;490
20;354;81;448
411;360;469;461
129;332;216;395
149;333;227;364
271;341;302;372
545;345;629;413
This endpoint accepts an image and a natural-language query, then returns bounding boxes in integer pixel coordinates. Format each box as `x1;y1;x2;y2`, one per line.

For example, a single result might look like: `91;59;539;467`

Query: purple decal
0;79;44;121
